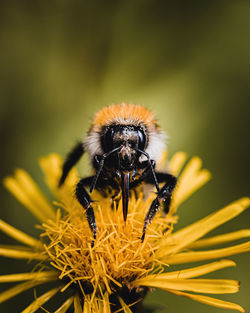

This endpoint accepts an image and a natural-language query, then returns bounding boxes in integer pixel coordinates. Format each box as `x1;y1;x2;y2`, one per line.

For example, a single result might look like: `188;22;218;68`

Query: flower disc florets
41;191;175;296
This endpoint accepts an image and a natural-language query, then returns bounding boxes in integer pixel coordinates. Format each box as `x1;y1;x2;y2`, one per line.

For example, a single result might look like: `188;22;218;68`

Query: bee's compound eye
137;128;146;150
102;127;115;152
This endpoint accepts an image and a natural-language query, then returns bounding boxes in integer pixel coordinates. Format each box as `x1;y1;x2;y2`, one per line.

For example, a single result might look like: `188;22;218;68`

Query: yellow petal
14;169;56;220
156;150;168;170
166;289;245;312
0;278;55;304
118;297;133;313
165;241;250;264
3;170;56;222
0;219;42;248
188;229;250;249
172;157;211;210
55;297;74;313
21;286;60;313
0;271;57;283
134;260;236;281
137;278;239;294
39;154;78;196
0;245;46;260
103;292;111;313
168;151;188;176
83;298;92;313
158;198;250;257
74;293;83;313
4;177;48;222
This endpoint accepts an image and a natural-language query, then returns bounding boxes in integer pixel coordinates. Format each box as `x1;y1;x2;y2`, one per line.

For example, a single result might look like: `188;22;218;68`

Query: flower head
1;152;250;312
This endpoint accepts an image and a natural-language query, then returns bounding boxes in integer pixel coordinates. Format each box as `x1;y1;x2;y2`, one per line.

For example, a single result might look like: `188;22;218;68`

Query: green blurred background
0;1;249;312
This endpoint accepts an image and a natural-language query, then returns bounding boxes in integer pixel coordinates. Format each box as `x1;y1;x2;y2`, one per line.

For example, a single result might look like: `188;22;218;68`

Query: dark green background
0;1;249;312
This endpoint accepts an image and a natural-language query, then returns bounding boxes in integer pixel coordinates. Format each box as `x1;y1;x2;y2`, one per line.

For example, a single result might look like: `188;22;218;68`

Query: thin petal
0;278;55;304
14;169;56;220
0;245;46;260
166;289;245;312
3;177;48;222
158;198;250;257
137;278;239;294
0;219;42;248
172;157;211;210
21;286;60;313
168;152;188;176
165;241;250;264
39;154;78;196
55;297;74;313
0;271;57;283
82;300;91;313
3;170;55;222
118;297;133;313
74;293;83;313
103;292;111;313
134;260;236;281
188;229;250;249
156;150;168;170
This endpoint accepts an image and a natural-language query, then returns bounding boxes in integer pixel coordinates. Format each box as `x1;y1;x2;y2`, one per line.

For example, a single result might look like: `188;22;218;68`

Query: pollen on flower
41;190;176;296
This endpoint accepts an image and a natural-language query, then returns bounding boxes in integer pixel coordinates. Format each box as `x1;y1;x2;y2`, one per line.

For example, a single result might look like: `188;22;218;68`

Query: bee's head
101;125;147;172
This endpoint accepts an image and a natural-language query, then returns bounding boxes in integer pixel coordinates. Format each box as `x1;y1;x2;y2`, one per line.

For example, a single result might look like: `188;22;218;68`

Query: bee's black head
101;124;147;171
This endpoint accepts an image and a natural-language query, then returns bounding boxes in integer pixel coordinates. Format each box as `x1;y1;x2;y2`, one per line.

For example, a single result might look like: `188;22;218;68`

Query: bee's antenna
89;146;122;193
135;148;160;192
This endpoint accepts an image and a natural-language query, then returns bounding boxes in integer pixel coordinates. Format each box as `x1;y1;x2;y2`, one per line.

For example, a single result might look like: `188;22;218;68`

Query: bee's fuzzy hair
83;103;167;162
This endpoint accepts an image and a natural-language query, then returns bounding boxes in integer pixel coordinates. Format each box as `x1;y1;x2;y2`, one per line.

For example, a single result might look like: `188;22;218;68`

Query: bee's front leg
76;178;97;247
141;173;177;242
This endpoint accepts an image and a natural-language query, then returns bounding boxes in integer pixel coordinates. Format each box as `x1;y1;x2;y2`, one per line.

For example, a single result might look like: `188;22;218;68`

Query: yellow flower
1;152;250;313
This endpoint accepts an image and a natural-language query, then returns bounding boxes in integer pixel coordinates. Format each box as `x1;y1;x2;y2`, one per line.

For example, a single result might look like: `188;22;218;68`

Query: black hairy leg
75;175;120;246
75;177;97;247
141;172;177;242
59;142;84;187
152;172;178;215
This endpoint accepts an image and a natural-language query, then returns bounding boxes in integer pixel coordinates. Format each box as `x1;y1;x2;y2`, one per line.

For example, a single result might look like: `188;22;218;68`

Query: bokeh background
0;1;250;312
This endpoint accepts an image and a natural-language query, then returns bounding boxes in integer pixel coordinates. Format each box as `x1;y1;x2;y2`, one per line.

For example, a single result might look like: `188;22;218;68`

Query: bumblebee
59;103;177;245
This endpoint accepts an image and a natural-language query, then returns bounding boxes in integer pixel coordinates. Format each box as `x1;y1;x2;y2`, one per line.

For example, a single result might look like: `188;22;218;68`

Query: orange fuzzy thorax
93;103;156;127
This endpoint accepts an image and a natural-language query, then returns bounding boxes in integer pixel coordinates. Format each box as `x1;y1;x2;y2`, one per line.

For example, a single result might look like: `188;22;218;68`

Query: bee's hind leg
59;142;84;187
